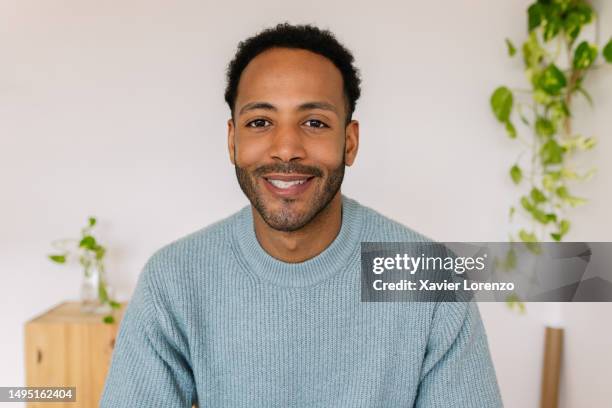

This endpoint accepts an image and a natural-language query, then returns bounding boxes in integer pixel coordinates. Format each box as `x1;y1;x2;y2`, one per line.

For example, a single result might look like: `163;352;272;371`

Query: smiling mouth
262;174;316;196
265;178;313;189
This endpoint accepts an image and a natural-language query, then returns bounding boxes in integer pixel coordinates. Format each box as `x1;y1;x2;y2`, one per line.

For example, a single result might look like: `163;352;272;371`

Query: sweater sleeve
100;259;197;408
414;301;503;407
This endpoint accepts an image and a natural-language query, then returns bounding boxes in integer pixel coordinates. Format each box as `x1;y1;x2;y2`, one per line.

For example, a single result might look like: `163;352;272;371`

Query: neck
251;191;343;263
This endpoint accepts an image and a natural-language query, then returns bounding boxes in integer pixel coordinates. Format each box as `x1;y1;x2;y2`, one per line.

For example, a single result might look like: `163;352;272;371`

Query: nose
268;123;307;162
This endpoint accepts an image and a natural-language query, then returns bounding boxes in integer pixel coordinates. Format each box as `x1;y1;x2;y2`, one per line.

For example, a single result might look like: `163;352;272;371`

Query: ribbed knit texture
100;194;503;407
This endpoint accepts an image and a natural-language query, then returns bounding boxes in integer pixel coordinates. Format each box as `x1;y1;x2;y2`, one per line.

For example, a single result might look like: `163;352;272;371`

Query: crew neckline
232;194;364;288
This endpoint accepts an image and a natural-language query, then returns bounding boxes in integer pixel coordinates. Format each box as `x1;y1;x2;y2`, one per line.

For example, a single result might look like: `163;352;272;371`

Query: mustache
252;162;323;178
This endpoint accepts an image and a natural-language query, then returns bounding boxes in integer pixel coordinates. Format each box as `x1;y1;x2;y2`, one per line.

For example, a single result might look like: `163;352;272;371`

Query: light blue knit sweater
101;194;503;407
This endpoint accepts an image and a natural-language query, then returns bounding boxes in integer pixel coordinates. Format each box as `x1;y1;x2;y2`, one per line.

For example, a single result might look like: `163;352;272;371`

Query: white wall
1;1;611;406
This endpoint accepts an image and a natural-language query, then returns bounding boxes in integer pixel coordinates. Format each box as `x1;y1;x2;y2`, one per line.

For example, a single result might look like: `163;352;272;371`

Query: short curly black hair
224;22;361;125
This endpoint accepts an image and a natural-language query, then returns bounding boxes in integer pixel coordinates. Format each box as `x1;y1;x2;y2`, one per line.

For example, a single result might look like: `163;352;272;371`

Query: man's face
227;47;359;232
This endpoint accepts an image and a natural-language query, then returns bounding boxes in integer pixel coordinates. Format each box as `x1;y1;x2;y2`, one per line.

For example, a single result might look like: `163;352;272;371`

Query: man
101;23;503;407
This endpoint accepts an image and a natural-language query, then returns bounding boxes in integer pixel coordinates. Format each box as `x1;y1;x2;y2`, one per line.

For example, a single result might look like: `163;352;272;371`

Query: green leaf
519;195;549;224
79;235;97;250
109;300;122;309
505;120;517;138
556;186;569;199
491;87;513;122
530;187;547;203
560;167;596;181
560;168;578;179
603;38;612;63
533;210;549;224
537;64;567;95
506;293;526;313
88;217;97;227
578;167;597;181
103;315;115;324
556;186;587;207
563;3;593;43
555;0;571;13
533;89;551;105
519;229;538;243
543;15;561;42
540;139;565;165
529;205;550;224
560;135;596;152
566;3;594;30
526;243;542;255
519;229;542;254
523;32;545;68
564;11;583;42
95;246;106;260
559;219;570;235
578;137;596;150
548;100;570;122
520;196;533;212
573;41;598;70
505;38;516;56
528;3;544;31
543;171;561;191
535;117;556;137
510;165;522;184
49;254;66;263
551;219;570;241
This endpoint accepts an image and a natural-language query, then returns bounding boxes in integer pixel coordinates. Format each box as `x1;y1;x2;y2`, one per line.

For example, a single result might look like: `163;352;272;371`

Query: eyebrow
238;101;338;116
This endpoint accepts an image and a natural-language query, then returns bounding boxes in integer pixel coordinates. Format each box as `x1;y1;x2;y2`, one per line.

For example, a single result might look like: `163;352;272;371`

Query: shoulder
142;205;247;283
351;196;435;243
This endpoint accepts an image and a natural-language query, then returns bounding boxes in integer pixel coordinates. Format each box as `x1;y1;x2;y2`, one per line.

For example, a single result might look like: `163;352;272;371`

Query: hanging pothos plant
489;0;611;312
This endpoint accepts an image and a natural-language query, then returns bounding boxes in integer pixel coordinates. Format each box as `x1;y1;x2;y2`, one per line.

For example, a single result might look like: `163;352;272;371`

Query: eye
246;119;271;128
304;119;329;129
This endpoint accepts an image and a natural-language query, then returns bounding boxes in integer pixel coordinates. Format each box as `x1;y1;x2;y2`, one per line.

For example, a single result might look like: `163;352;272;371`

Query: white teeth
267;179;308;189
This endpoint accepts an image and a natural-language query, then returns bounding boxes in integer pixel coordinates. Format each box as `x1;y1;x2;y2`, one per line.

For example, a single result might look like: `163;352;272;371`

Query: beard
235;150;345;232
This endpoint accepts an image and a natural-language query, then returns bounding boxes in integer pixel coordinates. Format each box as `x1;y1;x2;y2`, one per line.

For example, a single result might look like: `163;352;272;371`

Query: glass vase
80;264;112;314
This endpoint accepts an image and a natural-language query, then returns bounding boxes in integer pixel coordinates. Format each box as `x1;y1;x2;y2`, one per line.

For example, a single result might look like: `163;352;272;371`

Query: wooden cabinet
24;302;126;408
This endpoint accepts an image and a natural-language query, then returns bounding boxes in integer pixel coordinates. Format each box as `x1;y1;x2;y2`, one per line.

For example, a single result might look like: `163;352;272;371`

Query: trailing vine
491;0;611;246
490;0;611;312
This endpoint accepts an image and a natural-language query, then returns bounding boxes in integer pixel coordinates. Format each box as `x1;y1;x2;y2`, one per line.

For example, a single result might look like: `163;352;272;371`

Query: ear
344;119;359;166
227;118;236;165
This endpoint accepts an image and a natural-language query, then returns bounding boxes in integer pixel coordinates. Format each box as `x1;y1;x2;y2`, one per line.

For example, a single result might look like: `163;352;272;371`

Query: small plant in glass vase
48;217;121;323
